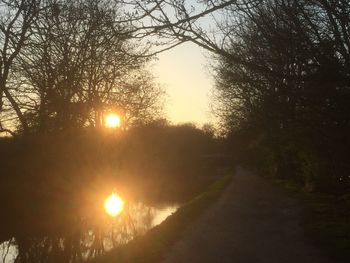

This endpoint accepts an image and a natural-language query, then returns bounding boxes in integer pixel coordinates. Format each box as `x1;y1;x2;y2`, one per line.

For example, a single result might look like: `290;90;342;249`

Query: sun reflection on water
0;194;178;262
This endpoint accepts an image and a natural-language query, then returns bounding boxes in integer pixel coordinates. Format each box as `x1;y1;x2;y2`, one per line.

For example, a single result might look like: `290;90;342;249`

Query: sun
105;113;121;128
104;192;124;217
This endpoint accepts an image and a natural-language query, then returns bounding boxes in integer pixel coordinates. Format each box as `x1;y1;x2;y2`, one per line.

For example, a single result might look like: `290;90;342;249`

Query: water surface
0;202;178;263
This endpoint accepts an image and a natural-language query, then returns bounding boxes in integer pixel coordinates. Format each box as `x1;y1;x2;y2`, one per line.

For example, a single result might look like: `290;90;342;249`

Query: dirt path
162;167;335;263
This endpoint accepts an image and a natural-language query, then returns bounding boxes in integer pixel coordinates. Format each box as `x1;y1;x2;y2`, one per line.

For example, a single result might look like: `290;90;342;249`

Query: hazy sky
153;42;214;126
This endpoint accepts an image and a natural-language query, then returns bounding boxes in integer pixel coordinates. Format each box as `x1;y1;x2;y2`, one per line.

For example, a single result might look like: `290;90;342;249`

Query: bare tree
106;69;165;128
0;0;41;135
12;0;163;132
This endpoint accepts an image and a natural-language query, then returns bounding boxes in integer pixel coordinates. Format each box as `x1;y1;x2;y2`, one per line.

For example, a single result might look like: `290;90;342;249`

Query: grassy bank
302;193;350;262
274;180;350;262
93;173;233;263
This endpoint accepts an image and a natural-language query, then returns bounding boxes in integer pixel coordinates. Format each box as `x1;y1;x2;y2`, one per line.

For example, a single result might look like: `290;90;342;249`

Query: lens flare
104;192;124;217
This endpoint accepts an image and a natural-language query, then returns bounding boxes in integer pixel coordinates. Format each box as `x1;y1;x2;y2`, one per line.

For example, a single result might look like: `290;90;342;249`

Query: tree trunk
3;88;29;134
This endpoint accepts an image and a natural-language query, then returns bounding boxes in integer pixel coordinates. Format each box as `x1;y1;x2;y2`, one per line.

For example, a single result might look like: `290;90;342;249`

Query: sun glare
105;113;121;128
104;192;124;217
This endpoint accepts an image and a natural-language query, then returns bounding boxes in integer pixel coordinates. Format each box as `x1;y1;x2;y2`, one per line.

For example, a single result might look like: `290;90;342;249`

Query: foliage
210;0;350;192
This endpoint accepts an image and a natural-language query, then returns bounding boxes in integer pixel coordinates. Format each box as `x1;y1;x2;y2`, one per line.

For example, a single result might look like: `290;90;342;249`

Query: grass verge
274;180;350;262
92;173;233;263
302;192;350;262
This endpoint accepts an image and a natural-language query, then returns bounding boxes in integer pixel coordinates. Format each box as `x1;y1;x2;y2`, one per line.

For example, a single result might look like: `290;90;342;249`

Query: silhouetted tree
1;0;164;133
0;0;41;135
211;0;350;189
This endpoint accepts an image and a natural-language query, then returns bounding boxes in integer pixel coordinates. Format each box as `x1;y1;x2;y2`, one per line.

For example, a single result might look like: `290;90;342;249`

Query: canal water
0;202;178;262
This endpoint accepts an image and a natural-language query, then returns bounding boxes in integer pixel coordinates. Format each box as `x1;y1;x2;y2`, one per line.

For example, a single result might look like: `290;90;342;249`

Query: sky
153;42;214;126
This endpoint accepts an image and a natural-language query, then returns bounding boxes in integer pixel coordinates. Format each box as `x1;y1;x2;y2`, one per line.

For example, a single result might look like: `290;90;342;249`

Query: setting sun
104;192;124;217
105;114;121;128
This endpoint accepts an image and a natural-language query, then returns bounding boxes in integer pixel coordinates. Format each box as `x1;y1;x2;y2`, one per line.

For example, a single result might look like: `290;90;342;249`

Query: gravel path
162;167;335;263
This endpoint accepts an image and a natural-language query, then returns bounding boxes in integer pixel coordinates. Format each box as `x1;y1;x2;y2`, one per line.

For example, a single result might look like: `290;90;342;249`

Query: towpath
162;168;335;263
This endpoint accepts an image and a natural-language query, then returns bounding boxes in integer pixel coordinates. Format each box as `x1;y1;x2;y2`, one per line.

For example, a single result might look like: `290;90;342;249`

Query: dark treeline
211;0;350;193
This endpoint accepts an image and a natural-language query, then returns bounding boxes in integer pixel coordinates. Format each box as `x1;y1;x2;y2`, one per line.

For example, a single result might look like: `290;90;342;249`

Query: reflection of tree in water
1;238;16;262
2;202;156;263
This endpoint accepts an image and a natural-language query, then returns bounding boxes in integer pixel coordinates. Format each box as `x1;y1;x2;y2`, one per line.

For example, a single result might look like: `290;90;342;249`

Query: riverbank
274;180;350;262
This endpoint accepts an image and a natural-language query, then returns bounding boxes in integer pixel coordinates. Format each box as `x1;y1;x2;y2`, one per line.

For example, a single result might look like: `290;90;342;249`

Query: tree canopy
0;0;165;135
